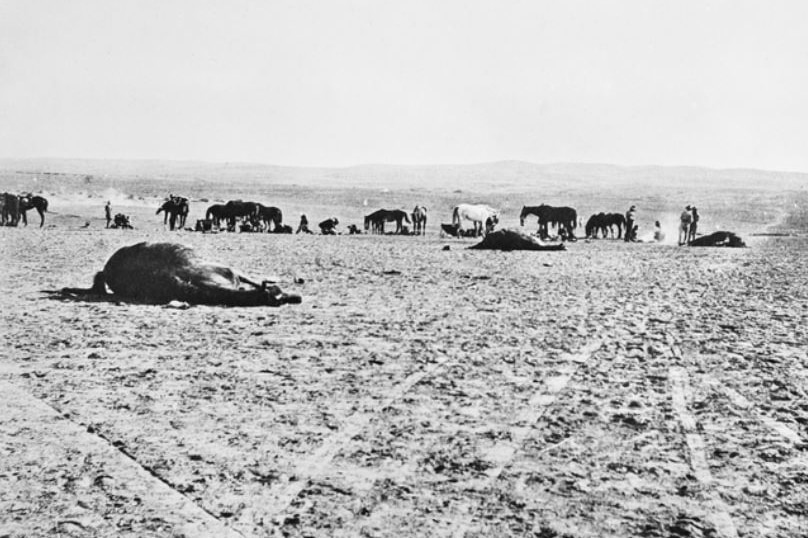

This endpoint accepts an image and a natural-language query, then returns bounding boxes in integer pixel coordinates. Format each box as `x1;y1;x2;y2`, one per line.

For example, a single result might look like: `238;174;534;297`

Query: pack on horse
364;209;411;234
451;204;499;237
157;197;189;230
411;206;428;235
585;212;625;239
520;204;577;240
18;194;49;228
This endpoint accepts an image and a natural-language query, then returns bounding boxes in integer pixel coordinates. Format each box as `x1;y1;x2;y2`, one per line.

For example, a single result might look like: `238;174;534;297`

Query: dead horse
61;242;302;306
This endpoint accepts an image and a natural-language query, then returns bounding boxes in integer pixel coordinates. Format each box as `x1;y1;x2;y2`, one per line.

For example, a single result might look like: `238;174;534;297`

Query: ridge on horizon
1;156;806;176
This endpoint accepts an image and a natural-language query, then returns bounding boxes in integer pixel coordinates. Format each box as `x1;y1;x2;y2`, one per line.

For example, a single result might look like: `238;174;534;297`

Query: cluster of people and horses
0;189;725;247
1;192;49;227
152;197;713;246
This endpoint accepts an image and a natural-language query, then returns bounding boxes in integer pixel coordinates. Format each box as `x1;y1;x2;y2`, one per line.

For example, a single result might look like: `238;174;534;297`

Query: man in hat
679;205;693;245
105;201;112;228
688;206;700;243
624;205;636;242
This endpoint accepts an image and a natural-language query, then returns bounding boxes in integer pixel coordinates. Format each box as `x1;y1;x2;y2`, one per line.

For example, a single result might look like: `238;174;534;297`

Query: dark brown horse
18;194;49;227
256;204;284;232
59;242;302;306
364;209;411;234
520;205;577;240
157;197;189;230
1;193;21;226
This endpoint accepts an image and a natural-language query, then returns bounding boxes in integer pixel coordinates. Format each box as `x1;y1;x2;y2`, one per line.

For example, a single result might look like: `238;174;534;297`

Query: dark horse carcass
688;231;746;248
60;242;301;306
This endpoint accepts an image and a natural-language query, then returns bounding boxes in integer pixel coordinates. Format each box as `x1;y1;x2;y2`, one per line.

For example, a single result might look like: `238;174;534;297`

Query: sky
1;0;807;171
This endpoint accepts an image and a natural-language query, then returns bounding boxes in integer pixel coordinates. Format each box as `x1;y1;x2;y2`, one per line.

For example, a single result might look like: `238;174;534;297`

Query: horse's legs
38;208;45;227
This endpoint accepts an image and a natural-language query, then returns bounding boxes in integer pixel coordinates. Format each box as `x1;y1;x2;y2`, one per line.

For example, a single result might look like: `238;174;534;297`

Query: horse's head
519;206;527;226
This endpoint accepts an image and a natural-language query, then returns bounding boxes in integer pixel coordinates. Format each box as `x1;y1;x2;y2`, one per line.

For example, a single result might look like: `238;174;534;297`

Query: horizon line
0;156;806;176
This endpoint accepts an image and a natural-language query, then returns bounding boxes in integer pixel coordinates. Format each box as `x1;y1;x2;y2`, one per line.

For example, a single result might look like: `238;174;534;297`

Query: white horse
451;204;499;237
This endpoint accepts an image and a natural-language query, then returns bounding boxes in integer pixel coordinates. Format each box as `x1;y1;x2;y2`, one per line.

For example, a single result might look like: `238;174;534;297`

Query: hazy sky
1;1;806;170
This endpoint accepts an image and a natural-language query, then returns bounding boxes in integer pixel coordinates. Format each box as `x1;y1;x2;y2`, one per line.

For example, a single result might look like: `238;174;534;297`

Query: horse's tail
452;206;459;226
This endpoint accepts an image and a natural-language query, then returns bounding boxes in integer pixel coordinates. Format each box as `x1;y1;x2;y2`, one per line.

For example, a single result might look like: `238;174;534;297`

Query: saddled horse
412;205;428;235
157;197;189;231
452;204;499;237
520;205;577;240
364;209;411;234
585;212;625;239
256;204;283;232
18;194;49;228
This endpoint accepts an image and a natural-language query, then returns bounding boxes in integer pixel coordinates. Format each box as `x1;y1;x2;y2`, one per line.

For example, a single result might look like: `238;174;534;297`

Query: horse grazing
205;204;227;228
18;194;48;227
452;204;499;237
364;209;411;234
59;242;301;306
157;197;189;231
585;212;625;239
411;206;428;235
1;193;21;226
223;200;260;230
256;204;284;232
520;205;577;240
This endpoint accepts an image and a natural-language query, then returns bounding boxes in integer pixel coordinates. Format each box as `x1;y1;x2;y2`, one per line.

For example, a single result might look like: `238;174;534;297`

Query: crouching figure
60;242;301;307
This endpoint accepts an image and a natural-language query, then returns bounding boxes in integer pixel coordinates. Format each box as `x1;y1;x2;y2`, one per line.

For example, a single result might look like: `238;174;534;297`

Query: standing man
689;206;700;243
105;201;112;228
679;205;693;245
624;205;636;242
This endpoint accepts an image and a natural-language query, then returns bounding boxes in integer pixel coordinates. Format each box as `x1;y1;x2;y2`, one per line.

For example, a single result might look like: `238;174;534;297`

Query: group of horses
0;193;49;227
364;206;428;235
584;212;626;239
190;200;286;233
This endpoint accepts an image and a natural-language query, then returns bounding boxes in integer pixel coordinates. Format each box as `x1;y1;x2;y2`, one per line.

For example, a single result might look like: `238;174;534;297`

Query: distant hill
0;158;806;193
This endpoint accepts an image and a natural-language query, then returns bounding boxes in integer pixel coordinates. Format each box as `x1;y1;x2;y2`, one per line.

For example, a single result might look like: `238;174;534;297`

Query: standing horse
519;204;577;240
205;204;228;228
157;197;189;230
18;194;48;227
452;204;499;237
256;204;283;232
364;209;411;234
585;212;624;239
1;192;21;226
411;206;428;235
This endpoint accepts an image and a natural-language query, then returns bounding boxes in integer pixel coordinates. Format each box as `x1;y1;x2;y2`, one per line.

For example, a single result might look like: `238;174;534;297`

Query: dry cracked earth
1;212;807;537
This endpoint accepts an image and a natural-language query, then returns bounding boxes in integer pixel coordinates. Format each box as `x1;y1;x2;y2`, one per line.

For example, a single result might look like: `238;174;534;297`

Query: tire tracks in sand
0;380;244;538
234;354;452;535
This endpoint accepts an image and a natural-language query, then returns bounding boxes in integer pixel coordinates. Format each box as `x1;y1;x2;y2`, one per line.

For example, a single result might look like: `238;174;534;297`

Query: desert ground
1;166;807;537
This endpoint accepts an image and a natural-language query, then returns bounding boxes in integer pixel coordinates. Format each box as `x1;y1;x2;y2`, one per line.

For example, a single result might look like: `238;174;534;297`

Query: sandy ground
1;207;807;537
